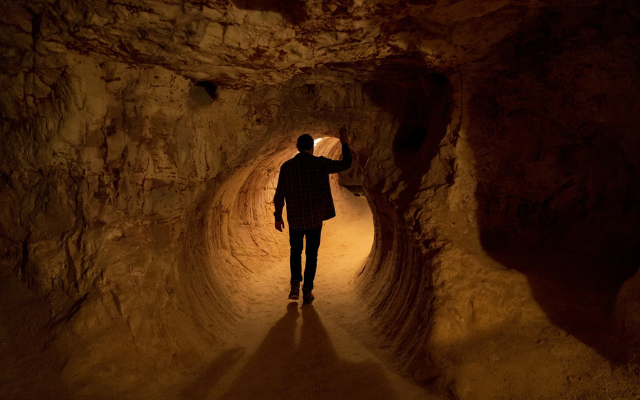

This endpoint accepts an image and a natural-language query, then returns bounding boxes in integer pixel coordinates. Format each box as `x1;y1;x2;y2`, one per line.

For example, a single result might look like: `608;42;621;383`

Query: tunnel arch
210;132;374;273
180;128;378;340
2;1;640;397
177;60;457;384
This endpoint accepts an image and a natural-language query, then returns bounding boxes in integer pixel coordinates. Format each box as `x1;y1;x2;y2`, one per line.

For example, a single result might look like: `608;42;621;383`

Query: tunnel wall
0;49;286;388
3;48;640;397
2;1;640;397
354;5;640;396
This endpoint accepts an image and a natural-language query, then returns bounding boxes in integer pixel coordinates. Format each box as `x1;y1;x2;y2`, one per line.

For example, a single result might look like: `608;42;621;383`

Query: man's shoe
302;288;314;305
288;281;300;300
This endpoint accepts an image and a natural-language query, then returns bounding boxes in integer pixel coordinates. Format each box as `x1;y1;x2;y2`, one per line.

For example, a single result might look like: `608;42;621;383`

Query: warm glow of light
314;138;324;146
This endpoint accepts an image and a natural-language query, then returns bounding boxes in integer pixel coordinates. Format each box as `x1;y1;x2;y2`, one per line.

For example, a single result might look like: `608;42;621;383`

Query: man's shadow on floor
192;302;398;400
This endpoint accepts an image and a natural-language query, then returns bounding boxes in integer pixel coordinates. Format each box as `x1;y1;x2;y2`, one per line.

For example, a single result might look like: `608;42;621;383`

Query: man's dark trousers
289;226;322;290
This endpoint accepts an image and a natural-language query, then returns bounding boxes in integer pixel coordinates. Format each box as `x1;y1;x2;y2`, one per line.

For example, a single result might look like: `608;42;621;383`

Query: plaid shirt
274;144;352;231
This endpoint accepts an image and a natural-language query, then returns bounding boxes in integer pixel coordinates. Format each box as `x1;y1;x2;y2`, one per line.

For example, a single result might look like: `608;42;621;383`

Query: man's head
296;134;314;153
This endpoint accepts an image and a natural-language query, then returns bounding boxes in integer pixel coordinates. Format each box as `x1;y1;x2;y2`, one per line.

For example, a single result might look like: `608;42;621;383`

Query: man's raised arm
324;126;353;173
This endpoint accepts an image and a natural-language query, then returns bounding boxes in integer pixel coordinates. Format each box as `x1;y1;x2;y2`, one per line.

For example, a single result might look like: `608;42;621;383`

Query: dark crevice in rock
194;81;218;100
231;0;308;25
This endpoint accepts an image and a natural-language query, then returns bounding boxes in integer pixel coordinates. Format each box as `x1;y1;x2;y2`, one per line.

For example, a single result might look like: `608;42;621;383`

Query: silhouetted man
274;127;352;304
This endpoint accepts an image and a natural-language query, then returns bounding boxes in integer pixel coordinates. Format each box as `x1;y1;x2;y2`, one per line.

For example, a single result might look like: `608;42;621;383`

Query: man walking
273;127;352;304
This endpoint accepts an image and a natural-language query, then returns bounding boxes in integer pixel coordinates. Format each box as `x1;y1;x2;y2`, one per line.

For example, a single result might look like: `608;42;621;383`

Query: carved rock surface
1;0;640;399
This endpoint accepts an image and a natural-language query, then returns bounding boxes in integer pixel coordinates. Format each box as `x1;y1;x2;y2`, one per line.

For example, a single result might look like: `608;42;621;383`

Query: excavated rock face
1;0;640;398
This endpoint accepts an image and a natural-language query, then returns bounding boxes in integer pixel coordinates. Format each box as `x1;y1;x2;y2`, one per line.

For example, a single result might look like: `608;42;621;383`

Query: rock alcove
1;1;640;399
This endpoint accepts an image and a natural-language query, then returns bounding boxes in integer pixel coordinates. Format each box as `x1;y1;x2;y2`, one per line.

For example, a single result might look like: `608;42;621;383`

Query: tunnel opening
203;133;375;313
178;61;457;389
2;0;640;397
181;129;440;397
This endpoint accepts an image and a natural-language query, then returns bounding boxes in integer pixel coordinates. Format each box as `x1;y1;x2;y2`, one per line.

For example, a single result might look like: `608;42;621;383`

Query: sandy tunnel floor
179;189;440;400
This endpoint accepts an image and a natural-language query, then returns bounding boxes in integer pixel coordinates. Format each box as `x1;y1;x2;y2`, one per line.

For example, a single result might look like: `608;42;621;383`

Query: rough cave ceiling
2;0;610;86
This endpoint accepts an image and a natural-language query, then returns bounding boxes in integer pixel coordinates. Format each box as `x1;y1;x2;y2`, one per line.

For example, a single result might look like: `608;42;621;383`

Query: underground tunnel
1;1;640;399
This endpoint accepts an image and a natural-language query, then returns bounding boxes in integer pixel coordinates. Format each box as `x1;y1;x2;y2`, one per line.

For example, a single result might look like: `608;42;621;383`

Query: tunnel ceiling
1;0;584;86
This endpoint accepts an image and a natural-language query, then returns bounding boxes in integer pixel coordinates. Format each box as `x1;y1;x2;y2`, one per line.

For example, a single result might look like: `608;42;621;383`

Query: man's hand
339;126;349;144
275;221;285;232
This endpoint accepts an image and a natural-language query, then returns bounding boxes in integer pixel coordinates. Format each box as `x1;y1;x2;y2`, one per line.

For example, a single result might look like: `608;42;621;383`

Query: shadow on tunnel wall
339;56;452;382
230;0;307;24
182;303;398;399
467;5;640;363
364;60;451;209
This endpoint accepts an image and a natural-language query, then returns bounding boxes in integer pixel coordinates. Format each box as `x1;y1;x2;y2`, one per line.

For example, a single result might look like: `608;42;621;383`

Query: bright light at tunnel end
314;138;324;146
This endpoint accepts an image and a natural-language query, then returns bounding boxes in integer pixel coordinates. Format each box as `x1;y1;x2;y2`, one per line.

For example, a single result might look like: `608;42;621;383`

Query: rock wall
0;50;280;390
355;3;640;396
1;0;640;398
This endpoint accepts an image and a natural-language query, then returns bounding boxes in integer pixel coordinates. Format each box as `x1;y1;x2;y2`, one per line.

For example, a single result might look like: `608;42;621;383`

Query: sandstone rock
1;0;639;398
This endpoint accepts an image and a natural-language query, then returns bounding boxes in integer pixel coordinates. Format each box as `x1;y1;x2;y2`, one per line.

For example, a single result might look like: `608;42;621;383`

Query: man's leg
302;226;322;291
289;229;304;286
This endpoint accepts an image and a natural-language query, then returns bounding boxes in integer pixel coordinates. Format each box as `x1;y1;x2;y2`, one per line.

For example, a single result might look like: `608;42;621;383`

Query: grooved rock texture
1;0;640;399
